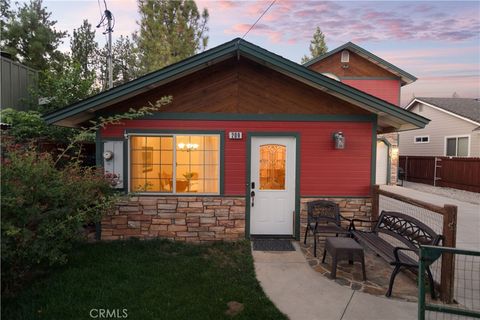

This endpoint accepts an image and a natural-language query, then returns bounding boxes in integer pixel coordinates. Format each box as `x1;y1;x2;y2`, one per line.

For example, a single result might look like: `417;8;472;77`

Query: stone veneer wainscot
300;197;373;237
101;197;246;242
102;196;372;241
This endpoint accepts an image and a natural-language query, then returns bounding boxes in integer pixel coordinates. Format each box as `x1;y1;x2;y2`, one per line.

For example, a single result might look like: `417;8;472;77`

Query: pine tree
0;0;12;37
71;20;97;79
135;0;209;73
1;0;67;71
301;27;328;64
113;35;141;86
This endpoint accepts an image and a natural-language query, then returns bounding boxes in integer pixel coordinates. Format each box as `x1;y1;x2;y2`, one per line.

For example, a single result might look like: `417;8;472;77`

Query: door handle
250;190;255;207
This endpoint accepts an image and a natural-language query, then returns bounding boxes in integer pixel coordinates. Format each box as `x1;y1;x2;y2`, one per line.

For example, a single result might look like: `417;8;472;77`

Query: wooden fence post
440;204;457;303
372;185;380;222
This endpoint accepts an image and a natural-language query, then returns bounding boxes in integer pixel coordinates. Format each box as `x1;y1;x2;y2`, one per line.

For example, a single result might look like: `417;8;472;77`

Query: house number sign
228;132;243;140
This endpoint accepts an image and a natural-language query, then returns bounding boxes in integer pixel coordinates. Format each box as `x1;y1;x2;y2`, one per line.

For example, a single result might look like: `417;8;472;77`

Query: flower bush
1;143;117;294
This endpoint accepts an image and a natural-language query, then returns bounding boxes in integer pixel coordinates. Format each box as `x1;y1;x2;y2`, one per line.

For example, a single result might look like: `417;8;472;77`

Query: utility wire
242;0;276;39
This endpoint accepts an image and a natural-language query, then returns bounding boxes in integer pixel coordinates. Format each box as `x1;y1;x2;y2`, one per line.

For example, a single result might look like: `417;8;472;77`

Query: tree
71;20;97;79
112;35;141;86
96;35;141;89
301;27;328;64
35;57;96;114
0;0;67;71
135;0;209;73
0;0;12;36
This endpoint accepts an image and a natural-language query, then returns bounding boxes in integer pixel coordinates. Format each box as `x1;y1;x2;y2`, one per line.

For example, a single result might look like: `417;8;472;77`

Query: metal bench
350;210;443;298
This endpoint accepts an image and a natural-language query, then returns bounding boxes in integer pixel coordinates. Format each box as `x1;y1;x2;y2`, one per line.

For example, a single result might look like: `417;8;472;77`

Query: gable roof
406;97;480;126
303;42;417;86
44;38;428;131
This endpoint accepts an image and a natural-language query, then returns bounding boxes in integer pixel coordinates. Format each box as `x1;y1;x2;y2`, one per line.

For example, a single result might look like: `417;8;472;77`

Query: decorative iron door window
259;144;286;190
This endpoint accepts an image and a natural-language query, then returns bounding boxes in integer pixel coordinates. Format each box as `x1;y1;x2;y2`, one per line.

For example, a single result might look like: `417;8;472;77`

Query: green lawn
2;239;286;320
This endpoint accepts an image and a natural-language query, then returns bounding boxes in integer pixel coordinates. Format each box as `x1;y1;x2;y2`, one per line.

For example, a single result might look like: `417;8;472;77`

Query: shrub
1;143;117;294
0;108;75;143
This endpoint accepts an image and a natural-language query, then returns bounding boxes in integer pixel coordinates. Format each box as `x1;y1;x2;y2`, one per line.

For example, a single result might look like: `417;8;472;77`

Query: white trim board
444;134;471;157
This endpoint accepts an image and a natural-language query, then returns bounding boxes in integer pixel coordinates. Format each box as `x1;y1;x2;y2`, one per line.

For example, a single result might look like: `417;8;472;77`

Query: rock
225;301;244;316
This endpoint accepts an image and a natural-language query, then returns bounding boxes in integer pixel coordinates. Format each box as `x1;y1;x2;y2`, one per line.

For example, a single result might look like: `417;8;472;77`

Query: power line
242;0;276;39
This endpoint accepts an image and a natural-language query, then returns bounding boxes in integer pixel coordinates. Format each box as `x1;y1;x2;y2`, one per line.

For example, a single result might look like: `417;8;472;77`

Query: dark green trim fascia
371;121;378;188
303;41;417;83
45;38;427;130
237;42;427;128
245;135;252;239
95;130;102;167
105;113;376;122
124;129;225;196
125;129;226;135
339;76;400;80
377;137;392;184
43;38;241;125
245;132;301;240
301;195;371;199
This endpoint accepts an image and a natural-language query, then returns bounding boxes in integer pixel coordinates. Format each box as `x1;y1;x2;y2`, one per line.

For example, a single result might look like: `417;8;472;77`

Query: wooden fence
399;156;480;193
372;185;457;303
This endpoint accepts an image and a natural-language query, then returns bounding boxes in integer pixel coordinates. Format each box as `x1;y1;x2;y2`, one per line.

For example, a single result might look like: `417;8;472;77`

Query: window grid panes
446;136;469;157
414;136;429;143
130;135;219;193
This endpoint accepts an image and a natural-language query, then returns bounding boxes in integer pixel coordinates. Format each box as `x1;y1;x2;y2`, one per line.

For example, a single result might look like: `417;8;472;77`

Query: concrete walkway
381;185;480;250
253;242;417;320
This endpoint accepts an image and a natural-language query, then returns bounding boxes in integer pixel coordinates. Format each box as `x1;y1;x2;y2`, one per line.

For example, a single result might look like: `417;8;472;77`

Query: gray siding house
399;97;480;157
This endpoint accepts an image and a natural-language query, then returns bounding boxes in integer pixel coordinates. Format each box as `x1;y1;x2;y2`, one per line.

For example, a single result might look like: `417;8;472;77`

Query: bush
0;108;75;143
1;143;117;294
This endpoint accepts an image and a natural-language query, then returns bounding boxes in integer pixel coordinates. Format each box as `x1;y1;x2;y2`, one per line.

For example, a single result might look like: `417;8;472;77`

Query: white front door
376;140;389;185
250;136;296;235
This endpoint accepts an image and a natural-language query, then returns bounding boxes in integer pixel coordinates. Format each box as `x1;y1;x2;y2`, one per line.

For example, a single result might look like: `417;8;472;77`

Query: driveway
381;185;480;250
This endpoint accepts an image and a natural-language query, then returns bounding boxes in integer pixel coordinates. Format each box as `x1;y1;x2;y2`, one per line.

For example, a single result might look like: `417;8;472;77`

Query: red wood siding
342;79;400;106
102;119;373;197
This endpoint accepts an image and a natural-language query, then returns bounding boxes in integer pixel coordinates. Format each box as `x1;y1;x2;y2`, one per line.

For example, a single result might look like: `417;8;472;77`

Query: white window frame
414;135;430;144
444;135;471;157
127;133;221;195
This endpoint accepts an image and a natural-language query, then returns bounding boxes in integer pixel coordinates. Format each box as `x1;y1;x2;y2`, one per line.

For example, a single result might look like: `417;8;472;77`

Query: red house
45;39;427;241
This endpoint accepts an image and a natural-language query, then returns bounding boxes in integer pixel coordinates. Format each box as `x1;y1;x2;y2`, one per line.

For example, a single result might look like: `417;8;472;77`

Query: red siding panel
102;119;373;197
342;79;400;106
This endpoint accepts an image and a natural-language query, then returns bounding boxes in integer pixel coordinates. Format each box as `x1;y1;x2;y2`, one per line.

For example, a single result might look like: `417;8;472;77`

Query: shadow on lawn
2;239;287;320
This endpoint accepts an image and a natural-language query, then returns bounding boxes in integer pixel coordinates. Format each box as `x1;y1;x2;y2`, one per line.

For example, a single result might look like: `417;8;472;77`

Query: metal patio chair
303;200;351;257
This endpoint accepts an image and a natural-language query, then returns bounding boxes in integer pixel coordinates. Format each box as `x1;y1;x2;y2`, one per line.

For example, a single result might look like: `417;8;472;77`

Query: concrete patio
253;242;418;320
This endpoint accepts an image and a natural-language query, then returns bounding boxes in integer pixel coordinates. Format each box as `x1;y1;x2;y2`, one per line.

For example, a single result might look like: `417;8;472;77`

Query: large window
130;134;220;193
445;136;469;157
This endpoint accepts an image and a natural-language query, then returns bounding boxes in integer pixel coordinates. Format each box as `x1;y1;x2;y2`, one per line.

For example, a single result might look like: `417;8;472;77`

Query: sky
39;0;480;106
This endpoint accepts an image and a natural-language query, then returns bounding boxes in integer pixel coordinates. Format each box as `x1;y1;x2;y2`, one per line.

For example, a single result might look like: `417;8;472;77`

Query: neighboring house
400;97;480;157
304;42;418;185
1;52;38;110
44;38;428;242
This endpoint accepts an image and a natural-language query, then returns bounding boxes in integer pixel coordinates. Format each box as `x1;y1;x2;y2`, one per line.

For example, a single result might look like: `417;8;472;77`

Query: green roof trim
303;41;417;84
44;38;427;130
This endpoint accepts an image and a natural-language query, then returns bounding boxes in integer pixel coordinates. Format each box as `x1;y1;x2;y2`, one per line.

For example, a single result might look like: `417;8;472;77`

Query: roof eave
44;38;428;131
303;42;417;85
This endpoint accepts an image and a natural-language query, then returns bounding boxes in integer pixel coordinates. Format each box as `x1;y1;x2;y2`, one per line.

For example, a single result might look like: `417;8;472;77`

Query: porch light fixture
333;132;345;149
